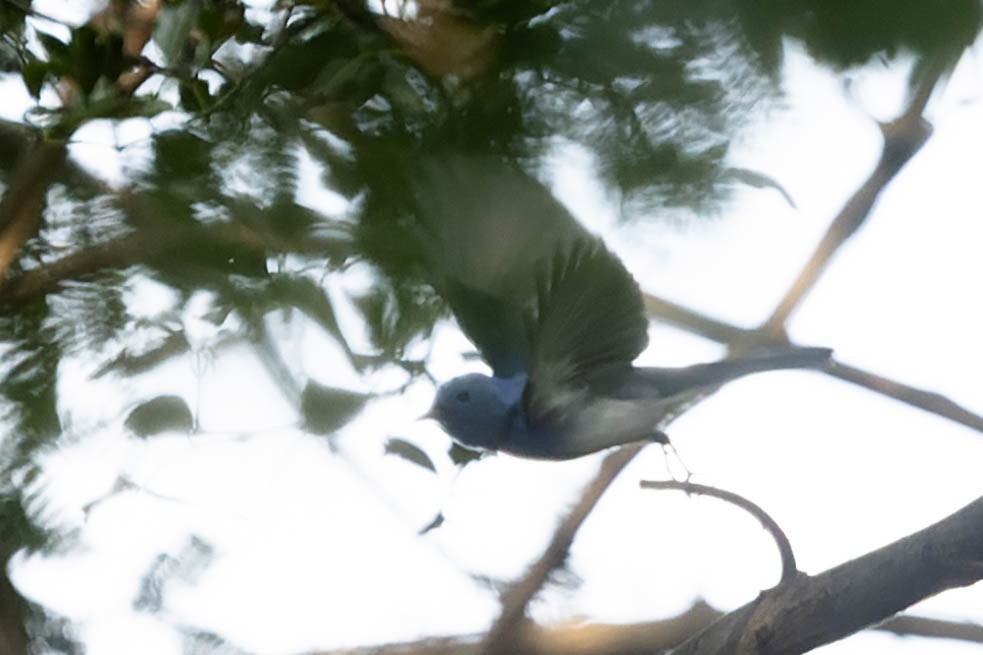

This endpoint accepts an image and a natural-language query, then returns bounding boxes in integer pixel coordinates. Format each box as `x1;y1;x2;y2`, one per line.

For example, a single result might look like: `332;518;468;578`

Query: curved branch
671;495;983;655
639;480;797;583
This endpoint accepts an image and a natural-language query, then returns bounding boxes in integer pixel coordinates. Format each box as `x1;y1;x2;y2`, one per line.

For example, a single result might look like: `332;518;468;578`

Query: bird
412;155;830;460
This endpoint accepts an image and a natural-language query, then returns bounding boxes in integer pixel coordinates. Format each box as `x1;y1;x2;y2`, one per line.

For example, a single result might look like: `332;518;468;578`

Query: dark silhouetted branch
639;480;797;583
671;495;983;655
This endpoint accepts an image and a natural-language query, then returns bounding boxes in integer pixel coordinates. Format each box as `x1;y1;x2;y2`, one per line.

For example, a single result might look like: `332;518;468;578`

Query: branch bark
0;140;67;280
671;495;983;655
760;65;938;334
314;497;983;655
480;444;647;655
639;480;797;583
641;292;983;435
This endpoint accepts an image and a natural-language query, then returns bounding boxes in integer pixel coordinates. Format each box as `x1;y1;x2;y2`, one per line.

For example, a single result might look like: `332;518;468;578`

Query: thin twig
643;292;750;344
639;479;797;582
480;443;647;655
877;614;983;643
640;292;983;435
760;66;941;335
827;361;983;433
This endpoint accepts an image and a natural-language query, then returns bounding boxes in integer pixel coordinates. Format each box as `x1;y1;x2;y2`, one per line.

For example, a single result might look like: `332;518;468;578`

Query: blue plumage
416;157;830;459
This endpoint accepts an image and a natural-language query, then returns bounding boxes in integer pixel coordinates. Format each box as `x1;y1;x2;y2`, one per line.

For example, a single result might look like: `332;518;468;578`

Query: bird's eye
456;391;471;403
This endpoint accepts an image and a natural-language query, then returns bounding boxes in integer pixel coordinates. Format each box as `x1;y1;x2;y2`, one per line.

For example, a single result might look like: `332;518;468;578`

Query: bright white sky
5;2;983;654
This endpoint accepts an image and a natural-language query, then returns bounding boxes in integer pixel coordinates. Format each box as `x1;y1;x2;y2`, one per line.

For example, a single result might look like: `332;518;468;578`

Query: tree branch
826;361;983;433
314;497;983;655
0;217;350;302
641;292;983;435
877;614;983;643
639;480;796;583
0;140;67;280
760;64;940;335
480;443;647;655
671;495;983;655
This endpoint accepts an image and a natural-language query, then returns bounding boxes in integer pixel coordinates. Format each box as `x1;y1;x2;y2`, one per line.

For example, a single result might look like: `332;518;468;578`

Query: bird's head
423;373;512;450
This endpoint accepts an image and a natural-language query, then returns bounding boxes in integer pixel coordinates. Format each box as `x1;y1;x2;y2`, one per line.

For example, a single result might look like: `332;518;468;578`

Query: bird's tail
638;346;832;395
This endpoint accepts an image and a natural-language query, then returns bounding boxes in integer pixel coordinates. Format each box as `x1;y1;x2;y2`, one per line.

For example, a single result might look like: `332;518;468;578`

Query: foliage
0;0;980;652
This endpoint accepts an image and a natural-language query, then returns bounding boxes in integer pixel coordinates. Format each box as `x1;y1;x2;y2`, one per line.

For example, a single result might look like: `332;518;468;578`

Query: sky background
3;2;983;654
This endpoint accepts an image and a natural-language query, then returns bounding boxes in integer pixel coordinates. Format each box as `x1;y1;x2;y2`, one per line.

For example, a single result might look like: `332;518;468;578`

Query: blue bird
415;157;830;460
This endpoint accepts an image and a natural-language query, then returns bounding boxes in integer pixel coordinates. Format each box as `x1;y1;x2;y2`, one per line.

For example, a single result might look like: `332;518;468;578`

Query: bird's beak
418;403;440;421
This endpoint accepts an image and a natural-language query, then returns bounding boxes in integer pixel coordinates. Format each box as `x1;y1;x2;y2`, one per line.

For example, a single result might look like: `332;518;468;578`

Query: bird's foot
651;431;692;482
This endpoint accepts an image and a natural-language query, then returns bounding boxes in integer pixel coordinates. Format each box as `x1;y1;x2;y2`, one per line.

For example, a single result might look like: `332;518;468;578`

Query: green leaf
384;437;436;473
125;395;194;437
179;78;212;111
37;31;69;60
300;381;368;434
448;442;483;467
22;58;48;98
721;167;797;209
154;1;199;67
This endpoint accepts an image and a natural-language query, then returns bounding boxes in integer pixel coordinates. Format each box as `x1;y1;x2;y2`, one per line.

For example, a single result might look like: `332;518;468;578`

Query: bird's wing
413;156;588;377
522;237;649;425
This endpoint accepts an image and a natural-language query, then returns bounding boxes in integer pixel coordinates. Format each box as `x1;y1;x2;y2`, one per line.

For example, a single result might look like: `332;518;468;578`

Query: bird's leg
650;430;692;482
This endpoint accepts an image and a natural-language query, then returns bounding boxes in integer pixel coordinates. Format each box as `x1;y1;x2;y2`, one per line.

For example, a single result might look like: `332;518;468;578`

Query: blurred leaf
125;396;194;437
94;330;190;378
418;511;445;535
154;1;199;67
268;275;354;359
179;78;212;112
94;95;173;120
69;25;125;95
198;2;245;48
21;57;48;99
448;442;483;467
300;381;368;434
722;167;797;208
36;31;69;62
384;437;436;473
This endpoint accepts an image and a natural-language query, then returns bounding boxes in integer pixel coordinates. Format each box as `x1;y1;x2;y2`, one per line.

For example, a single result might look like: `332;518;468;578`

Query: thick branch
313;603;983;655
672;495;983;654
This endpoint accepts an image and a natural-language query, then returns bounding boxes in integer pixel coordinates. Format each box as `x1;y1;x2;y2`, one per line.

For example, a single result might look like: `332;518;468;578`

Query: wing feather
523;237;649;424
412;156;588;376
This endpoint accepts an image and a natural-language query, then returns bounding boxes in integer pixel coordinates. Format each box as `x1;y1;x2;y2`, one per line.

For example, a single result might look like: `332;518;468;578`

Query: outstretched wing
412;156;588;377
523;237;649;424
